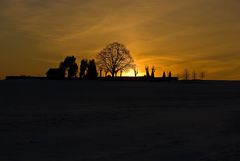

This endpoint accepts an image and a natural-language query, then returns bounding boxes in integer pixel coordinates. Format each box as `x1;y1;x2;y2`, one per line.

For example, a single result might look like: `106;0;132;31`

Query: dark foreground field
0;80;240;161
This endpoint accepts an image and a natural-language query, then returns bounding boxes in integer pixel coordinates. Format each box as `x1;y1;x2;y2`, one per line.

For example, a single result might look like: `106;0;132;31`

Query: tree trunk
111;72;115;77
111;69;115;78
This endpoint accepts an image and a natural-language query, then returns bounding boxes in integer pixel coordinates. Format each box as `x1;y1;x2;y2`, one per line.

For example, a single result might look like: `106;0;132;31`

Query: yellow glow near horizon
0;0;240;80
123;71;146;77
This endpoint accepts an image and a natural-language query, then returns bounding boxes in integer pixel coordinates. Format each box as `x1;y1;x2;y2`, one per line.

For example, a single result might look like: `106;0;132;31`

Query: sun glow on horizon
121;70;145;77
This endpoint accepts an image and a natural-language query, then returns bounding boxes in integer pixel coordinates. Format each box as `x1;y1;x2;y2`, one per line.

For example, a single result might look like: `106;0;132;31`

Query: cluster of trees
46;42;206;80
144;66;173;79
46;56;78;79
47;57;98;79
79;59;98;79
47;42;135;79
181;69;206;80
142;66;207;80
145;66;155;79
60;56;78;78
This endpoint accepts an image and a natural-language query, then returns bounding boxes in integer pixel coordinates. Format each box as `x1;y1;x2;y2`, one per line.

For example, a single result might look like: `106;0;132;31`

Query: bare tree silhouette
96;42;134;77
104;69;109;77
120;70;123;77
183;69;190;80
192;71;197;80
99;67;103;77
134;66;138;77
200;72;206;80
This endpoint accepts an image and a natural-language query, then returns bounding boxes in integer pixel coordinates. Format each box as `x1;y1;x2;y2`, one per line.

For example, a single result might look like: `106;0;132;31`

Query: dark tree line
47;56;97;79
47;42;135;79
47;56;78;79
79;59;98;79
145;66;156;79
61;56;78;78
46;42;206;81
182;69;206;80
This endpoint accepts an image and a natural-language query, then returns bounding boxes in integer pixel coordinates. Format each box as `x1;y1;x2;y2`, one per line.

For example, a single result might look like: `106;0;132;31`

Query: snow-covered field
0;80;240;161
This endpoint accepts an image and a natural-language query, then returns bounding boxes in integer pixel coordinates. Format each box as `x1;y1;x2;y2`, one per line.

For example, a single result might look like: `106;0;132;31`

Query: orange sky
0;0;240;80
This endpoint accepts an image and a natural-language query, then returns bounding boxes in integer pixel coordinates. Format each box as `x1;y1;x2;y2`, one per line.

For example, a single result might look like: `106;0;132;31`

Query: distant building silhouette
46;68;65;79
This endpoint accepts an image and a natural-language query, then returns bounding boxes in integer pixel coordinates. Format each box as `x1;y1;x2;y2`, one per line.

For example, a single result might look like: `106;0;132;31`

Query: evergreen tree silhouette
79;59;88;78
63;56;78;78
86;59;98;79
168;71;172;78
162;72;166;78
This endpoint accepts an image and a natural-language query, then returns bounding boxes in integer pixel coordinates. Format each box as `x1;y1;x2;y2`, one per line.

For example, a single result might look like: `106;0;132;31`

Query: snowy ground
0;80;240;161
